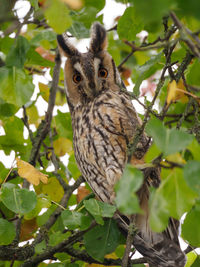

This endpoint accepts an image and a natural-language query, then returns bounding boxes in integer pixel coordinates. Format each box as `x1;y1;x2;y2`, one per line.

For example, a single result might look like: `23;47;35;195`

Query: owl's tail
116;170;186;267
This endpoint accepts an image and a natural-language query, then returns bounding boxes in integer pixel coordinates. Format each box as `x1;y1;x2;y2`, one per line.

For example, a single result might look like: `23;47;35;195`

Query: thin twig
184;245;195;254
128;65;168;160
170;11;200;58
122;216;135;267
21;106;34;143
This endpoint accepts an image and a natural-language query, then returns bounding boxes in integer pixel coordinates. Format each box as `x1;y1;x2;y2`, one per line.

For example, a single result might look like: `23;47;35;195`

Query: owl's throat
80;81;107;103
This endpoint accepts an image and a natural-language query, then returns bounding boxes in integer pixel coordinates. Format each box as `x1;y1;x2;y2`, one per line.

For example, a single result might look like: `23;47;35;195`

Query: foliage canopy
0;0;200;266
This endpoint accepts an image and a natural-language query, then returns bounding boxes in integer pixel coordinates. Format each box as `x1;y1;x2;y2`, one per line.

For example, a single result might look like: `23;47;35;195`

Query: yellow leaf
86;264;106;267
39;82;49;102
123;79;130;86
26;105;40;126
54;137;73;156
86;253;118;267
55;90;66;106
62;0;83;10
166;153;186;164
40;177;64;202
16;158;48;186
167;79;188;106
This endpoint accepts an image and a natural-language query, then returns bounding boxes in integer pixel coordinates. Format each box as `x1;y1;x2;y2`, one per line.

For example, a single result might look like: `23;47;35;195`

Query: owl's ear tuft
57;33;79;58
89;22;107;53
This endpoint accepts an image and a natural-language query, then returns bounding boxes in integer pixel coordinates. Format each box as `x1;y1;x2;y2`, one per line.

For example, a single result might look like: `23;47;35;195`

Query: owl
57;23;186;267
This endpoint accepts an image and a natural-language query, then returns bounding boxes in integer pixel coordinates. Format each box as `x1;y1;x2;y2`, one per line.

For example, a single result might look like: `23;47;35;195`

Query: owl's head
57;22;122;111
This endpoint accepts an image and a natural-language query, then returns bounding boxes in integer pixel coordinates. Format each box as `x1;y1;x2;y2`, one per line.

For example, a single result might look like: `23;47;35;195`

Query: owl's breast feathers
72;90;146;203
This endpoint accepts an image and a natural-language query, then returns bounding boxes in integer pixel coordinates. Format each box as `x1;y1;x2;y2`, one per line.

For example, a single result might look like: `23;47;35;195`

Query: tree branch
21;222;97;267
29;49;61;167
122;216;135;267
128;65;168;160
32;176;84;246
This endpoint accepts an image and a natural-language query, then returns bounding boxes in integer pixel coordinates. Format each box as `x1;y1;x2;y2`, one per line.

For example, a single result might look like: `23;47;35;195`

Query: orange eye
73;73;82;84
98;68;108;78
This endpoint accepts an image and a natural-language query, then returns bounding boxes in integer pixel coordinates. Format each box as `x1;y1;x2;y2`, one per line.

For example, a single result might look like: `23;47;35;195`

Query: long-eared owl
57;22;186;267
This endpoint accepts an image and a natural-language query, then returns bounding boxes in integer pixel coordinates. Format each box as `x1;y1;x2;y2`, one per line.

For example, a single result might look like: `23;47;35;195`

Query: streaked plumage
57;22;186;267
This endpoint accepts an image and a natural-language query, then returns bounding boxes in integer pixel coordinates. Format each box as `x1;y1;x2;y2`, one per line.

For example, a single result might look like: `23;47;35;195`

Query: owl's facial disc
72;55;108;99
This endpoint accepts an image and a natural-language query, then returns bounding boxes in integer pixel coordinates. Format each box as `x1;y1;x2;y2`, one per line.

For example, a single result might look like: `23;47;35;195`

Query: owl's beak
88;81;98;97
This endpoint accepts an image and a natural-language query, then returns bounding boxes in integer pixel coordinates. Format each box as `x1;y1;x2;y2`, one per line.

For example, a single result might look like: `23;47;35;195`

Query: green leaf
26;47;54;68
30;30;57;46
54;252;70;262
0;218;16;245
68;153;81;179
146;117;194;156
37;206;56;226
84;199;116;225
55;111;73;140
61;210;86;230
164;169;197;218
0;183;37;215
0;67;34;107
149;187;170;232
24;196;51;220
177;0;200;20
117;7;144;41
29;0;39;10
84;219;120;262
144;142;161;163
133;53;162;96
191;256;200;267
84;199;103;225
187;59;200;87
115;244;125;258
150;168;197;232
85;0;105;11
0;162;8;184
68;21;90;39
0;116;26;154
98;201;117;218
44;0;72;33
49;231;68;246
35;240;46;254
185;251;197;267
6;36;30;68
133;0;171;24
115;165;143;215
184;160;200;194
47;263;65;267
107;34;122;66
48;263;78;267
0;202;15;220
2;116;24;140
0;36;15;54
187;139;200;161
182;204;200;247
71;7;103;29
0;98;18;118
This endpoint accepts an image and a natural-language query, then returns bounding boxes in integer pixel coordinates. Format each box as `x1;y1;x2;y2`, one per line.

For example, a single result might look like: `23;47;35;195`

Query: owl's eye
73;73;82;84
98;68;108;78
